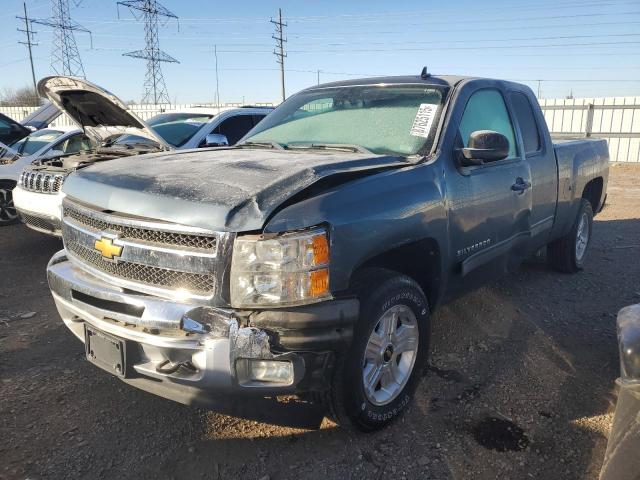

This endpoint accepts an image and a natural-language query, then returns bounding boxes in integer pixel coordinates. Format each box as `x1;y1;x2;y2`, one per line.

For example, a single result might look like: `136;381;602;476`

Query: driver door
446;87;532;289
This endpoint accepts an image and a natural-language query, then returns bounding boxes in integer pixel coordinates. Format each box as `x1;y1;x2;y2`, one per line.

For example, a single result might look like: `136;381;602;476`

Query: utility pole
270;8;287;102
17;2;38;94
31;0;92;78
214;44;220;107
317;69;320;85
118;0;179;105
537;80;542;99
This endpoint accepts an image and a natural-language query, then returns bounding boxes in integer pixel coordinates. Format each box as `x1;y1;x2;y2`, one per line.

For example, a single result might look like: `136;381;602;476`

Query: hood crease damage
63;147;411;232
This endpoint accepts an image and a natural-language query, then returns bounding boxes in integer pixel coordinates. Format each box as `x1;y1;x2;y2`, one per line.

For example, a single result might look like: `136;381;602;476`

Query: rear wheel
326;269;430;431
0;181;18;226
548;199;593;273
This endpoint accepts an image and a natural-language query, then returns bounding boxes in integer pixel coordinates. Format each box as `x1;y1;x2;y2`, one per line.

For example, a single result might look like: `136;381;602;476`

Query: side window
459;89;517;159
252;114;267;127
60;134;92;154
215;115;255;145
510;92;541;155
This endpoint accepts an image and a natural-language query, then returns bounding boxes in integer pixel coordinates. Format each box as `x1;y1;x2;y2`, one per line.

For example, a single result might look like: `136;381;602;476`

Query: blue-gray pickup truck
46;71;609;431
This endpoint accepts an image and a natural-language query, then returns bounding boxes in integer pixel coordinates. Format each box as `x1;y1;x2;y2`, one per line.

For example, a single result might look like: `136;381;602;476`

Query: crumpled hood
62;147;409;231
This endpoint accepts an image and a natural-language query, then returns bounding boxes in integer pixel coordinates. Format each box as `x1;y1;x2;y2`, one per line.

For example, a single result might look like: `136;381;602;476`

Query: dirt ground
1;163;639;480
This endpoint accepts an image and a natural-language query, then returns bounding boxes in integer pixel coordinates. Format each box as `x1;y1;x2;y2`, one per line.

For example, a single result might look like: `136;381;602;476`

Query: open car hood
0;113;31;146
37;76;172;150
21;100;62;130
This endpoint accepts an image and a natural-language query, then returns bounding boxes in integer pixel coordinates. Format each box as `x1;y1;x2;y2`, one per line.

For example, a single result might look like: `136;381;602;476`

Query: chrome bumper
47;251;305;405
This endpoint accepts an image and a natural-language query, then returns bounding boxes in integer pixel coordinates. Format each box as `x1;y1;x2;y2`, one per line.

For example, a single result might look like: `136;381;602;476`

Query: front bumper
13;186;64;236
47;251;358;406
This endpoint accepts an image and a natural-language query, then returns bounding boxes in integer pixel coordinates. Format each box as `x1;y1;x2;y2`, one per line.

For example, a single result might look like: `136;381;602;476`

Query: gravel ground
1;163;639;480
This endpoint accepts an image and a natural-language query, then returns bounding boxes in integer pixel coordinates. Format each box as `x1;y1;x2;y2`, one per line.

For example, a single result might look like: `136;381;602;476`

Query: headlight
230;228;330;307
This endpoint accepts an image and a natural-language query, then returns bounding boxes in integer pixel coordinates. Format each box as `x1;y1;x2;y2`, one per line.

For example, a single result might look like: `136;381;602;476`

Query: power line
117;0;179;105
270;8;287;102
31;0;92;77
79;31;640;46
218;40;640;55
73;1;639;25
16;1;38;93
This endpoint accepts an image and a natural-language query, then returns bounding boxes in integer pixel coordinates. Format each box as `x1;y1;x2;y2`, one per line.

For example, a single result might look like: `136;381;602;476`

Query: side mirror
460;130;510;166
204;133;229;147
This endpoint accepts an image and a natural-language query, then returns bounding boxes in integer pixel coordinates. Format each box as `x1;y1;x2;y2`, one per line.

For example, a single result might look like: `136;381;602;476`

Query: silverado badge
94;236;123;260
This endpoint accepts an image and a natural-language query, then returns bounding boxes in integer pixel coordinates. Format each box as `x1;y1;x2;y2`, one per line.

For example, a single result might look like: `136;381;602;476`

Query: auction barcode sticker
410;103;437;138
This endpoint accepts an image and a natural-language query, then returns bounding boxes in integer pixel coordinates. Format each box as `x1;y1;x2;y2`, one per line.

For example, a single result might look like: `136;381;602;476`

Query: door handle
511;178;531;193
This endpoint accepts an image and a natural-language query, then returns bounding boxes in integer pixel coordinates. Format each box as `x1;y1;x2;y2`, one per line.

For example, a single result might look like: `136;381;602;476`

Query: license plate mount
84;325;128;378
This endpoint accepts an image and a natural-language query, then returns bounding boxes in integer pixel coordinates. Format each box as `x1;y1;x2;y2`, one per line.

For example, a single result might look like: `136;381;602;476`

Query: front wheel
327;269;430;431
0;181;19;226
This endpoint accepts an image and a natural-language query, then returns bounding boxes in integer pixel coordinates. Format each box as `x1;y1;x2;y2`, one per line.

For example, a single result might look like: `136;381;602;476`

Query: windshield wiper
286;143;372;154
238;140;285;150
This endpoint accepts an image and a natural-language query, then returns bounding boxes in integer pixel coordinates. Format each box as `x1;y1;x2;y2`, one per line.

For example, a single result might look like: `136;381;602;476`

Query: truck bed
551;138;609;239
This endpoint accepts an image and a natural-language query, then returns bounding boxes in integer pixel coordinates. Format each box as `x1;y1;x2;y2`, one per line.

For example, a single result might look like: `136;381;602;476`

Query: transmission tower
17;2;39;93
270;8;287;102
32;0;91;78
117;0;179;105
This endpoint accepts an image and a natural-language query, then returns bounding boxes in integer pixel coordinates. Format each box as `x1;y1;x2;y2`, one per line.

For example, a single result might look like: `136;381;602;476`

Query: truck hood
63;147;410;231
37;76;172;150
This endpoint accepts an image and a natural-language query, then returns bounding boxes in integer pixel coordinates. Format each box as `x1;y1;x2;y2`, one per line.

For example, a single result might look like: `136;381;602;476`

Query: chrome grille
63;204;216;251
19;169;65;194
66;241;215;295
19;211;61;234
61;199;229;301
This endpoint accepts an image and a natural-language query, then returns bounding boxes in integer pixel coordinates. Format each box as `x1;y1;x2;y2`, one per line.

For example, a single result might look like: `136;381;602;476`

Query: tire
0;181;19;226
326;268;430;431
548;198;593;273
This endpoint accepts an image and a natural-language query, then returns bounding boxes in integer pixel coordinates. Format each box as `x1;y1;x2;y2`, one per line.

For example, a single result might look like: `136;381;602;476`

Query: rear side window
252;114;267;126
510;92;541;155
459;89;517;159
215;115;255;145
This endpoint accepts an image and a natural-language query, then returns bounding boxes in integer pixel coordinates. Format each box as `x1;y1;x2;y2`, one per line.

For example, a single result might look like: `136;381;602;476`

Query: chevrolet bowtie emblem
94;236;123;260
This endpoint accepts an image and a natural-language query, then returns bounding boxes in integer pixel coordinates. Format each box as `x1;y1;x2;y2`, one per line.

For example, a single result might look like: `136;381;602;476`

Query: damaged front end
47;250;357;405
180;307;304;388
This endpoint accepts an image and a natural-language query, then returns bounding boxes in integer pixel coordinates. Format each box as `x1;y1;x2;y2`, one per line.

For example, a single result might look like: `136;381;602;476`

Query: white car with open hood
13;76;272;236
0;101;64;226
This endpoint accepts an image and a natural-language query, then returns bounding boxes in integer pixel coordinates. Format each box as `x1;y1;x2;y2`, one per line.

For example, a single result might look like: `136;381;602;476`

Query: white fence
539;97;640;163
0;102;274;127
2;97;639;162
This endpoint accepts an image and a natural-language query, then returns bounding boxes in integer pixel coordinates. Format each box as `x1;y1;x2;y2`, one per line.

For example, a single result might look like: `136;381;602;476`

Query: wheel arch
351;238;442;309
581;177;603;214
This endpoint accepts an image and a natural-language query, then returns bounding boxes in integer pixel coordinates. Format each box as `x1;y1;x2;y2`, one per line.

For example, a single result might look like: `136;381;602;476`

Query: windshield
146;112;214;147
10;129;65;156
245;85;447;156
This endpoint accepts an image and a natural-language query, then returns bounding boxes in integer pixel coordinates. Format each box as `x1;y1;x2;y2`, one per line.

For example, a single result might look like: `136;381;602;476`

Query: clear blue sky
2;0;640;103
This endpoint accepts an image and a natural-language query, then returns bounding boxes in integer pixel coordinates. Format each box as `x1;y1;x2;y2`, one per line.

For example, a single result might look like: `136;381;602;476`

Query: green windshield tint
147;113;214;147
246;85;446;156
